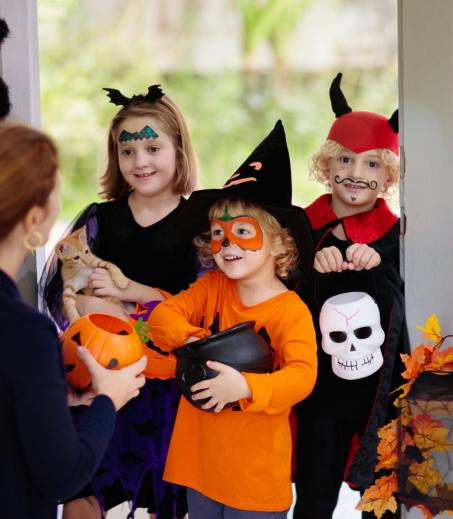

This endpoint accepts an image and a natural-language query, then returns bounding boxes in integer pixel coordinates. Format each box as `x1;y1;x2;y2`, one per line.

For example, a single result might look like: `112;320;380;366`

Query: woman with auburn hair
0;122;147;519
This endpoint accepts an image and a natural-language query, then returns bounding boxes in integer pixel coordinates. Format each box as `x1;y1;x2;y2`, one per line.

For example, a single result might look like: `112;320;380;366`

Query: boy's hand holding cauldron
185;336;253;413
190;360;253;413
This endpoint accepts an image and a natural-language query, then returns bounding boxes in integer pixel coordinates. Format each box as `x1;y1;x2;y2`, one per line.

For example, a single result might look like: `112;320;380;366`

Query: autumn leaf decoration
356;314;453;518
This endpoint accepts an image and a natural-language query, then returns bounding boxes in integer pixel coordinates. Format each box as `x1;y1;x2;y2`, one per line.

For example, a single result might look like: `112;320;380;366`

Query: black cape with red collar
289;194;409;491
305;194;400;278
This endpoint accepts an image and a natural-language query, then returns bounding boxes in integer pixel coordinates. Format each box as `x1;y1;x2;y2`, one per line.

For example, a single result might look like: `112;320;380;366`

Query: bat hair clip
103;85;165;107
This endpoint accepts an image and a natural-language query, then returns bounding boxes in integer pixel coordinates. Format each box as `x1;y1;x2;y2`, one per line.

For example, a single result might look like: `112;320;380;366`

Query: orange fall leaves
357;314;453;518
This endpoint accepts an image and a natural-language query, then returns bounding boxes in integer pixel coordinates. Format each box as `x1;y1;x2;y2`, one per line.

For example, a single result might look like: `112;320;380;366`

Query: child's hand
186;336;201;344
190;360;253;413
345;243;381;271
314;246;348;273
89;267;129;300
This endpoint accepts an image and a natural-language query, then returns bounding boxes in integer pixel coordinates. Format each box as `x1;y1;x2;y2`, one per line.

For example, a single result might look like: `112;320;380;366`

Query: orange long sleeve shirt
148;269;317;512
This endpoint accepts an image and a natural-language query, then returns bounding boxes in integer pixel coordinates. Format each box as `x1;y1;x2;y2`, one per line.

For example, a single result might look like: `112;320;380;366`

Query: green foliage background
37;0;398;221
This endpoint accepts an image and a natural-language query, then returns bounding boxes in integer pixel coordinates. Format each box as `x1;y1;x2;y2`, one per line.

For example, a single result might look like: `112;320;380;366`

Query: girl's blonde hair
308;139;400;199
193;198;299;279
98;95;199;200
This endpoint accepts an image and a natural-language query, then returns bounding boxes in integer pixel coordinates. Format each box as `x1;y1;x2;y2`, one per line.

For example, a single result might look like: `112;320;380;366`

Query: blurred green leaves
234;0;312;73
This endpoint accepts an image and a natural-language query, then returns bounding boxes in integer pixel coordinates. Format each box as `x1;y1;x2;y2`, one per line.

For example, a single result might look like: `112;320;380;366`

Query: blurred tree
234;0;313;84
37;0;398;221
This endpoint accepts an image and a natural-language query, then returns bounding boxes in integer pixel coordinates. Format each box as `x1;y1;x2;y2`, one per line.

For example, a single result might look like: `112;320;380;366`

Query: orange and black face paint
211;206;263;254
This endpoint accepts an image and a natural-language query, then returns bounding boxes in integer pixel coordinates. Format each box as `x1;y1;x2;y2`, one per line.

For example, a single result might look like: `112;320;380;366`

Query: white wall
398;0;453;517
0;0;44;307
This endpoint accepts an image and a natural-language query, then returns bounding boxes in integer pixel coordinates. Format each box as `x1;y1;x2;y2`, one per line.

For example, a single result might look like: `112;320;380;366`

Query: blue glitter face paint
119;125;159;143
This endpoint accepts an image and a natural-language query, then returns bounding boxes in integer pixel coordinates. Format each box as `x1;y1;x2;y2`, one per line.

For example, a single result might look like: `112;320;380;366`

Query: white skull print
319;292;384;380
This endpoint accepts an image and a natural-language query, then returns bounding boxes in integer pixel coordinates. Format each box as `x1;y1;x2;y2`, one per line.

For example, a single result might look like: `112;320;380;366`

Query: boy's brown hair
193;198;298;279
98;95;199;200
308;139;400;199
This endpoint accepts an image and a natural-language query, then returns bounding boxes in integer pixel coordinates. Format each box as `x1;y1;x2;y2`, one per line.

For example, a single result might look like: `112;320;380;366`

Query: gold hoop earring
24;231;44;256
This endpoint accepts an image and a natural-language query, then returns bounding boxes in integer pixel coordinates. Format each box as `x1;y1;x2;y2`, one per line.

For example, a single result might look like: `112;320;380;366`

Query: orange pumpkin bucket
61;313;143;390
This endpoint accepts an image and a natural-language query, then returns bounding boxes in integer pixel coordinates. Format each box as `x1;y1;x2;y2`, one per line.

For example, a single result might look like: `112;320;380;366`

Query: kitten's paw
115;275;128;290
68;311;81;325
111;270;128;289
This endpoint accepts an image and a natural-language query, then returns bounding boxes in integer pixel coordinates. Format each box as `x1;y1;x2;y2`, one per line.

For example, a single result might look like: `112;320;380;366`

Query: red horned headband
327;73;399;156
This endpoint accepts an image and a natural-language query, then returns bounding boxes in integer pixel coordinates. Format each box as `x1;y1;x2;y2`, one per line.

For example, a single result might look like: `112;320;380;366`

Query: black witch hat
173;120;314;272
0;19;11;119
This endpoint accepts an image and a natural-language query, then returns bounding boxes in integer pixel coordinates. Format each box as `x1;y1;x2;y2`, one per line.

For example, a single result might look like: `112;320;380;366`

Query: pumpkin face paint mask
211;206;264;254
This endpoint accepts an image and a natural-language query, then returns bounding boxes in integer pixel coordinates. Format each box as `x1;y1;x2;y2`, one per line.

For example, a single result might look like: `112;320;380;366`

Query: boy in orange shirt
148;121;317;518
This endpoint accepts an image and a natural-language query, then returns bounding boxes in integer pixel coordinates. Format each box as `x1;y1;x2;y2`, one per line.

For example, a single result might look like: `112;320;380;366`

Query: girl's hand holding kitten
88;268;166;305
89;268;130;301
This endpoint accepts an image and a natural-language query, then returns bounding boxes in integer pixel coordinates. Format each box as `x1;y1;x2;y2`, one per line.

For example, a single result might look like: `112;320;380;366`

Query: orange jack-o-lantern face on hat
211;205;263;254
61;313;143;390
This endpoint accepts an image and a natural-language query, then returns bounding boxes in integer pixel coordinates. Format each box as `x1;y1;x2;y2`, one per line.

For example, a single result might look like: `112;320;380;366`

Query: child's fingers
313;257;327;273
190;379;212;393
88;274;112;287
314;253;333;273
315;247;344;273
94;288;110;296
345;243;361;263
350;245;381;270
366;252;381;269
206;360;232;373
348;244;368;267
89;279;108;289
331;248;344;271
89;269;109;280
213;401;226;413
201;397;219;410
191;388;212;401
93;267;109;274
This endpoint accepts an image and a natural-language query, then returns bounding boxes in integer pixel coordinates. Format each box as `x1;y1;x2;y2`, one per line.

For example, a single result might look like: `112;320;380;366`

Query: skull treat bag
319;291;385;380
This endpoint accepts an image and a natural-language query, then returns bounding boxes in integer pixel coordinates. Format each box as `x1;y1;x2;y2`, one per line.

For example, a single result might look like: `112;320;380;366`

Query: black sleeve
12;312;115;501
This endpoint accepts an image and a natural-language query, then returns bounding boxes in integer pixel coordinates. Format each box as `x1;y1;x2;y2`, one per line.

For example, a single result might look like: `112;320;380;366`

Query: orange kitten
55;225;128;324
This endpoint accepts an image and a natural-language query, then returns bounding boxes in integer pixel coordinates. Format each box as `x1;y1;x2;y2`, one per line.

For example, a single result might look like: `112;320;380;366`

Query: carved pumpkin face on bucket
61;313;143;390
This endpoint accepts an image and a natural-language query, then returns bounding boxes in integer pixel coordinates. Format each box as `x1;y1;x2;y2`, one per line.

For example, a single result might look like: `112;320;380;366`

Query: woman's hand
345;243;381;271
67;382;95;407
88;268;126;300
190;361;252;413
76;347;147;411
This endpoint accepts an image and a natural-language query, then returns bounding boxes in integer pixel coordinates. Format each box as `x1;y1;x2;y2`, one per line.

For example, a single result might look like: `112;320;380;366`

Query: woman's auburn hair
0;123;58;241
308;139;400;199
98;95;199;200
193;198;299;280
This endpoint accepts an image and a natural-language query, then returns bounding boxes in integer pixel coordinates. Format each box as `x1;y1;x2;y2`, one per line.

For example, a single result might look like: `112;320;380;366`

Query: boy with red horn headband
148;121;318;518
291;73;408;518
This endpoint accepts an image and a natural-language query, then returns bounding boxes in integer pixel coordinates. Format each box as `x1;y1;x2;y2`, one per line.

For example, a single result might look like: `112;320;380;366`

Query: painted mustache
334;176;377;190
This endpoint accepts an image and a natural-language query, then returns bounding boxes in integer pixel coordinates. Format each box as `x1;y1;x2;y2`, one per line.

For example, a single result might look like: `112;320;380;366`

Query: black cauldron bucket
172;321;274;412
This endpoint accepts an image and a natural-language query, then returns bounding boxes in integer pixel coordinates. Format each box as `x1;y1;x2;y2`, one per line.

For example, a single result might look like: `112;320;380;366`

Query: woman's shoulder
0;294;59;353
